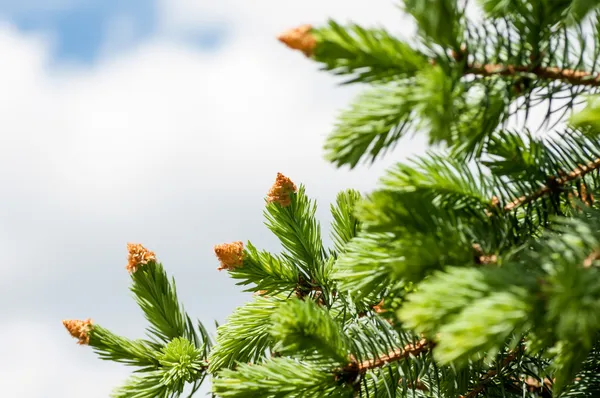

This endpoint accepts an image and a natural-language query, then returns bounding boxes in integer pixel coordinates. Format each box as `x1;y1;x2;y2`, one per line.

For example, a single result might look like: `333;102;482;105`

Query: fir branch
110;371;170;398
503;157;600;211
279;21;429;84
329;189;363;255
263;178;325;279
208;296;280;372
466;62;600;87
337;338;432;381
270;298;350;363
90;325;161;368
459;344;525;398
227;241;299;296
126;244;197;345
355;338;432;374
213;357;354;398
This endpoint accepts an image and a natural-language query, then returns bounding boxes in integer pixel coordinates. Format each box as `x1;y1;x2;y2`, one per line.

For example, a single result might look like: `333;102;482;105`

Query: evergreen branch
213;357;354;398
503;157;600;211
356;338;432;374
398;265;535;367
466;62;600;87
264;179;325;279
208;296;280;372
278;21;429;84
340;338;433;378
329;189;362;255
324;83;417;168
126;244;196;345
402;0;463;48
111;371;170;398
90;325;161;368
270;298;350;363
459;344;525;398
157;337;208;394
227;241;299;296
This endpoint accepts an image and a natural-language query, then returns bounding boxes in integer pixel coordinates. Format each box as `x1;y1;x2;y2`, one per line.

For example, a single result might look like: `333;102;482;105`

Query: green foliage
319;1;600;168
212;357;354;398
107;337;207;398
111;371;170;398
538;215;600;347
398;265;533;366
372;155;493;219
333;154;508;301
90;325;160;369
158;337;206;393
333;232;406;301
270;298;350;364
229;241;299;295
449;80;508;159
130;260;198;346
84;259;211;397
571;95;600;132
402;0;463;48
411;65;461;145
312;20;429;84
478;0;600;28
324;82;417;168
264;185;325;278
208;296;280;372
324;63;510;167
560;345;600;397
329;189;362;255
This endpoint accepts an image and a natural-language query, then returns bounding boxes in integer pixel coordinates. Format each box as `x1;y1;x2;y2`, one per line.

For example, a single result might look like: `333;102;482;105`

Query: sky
0;1;426;396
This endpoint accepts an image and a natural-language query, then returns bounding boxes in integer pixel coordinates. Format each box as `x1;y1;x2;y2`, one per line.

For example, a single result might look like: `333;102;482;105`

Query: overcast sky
0;1;429;396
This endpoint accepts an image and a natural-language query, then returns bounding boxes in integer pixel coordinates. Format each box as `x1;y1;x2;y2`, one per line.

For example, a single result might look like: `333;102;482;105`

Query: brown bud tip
267;172;297;207
62;318;93;345
126;243;157;274
372;299;386;314
214;241;244;271
277;24;316;57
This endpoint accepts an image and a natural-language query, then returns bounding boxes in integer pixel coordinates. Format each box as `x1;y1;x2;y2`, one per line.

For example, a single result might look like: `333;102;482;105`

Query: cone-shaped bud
277;24;316;57
126;243;156;273
266;172;297;207
62;318;93;345
214;241;244;271
372;299;387;314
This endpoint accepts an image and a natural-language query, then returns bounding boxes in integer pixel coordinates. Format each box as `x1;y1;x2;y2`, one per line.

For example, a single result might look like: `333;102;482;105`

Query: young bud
126;243;156;274
214;241;245;271
266;172;297;207
62;318;93;345
372;299;386;314
277;24;317;57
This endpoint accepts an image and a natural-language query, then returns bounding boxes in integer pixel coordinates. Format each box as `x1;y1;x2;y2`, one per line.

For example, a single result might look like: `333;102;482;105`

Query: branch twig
356;338;432;373
503;158;600;212
335;339;433;392
459;345;524;398
466;62;600;87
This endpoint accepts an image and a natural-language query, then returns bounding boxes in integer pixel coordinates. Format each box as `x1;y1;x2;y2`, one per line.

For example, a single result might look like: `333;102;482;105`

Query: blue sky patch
0;0;227;64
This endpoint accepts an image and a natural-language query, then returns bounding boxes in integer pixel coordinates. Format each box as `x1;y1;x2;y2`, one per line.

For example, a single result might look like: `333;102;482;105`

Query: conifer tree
63;1;600;396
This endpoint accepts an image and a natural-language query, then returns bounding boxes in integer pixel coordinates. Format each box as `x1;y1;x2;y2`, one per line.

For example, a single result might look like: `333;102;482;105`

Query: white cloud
0;1;426;396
